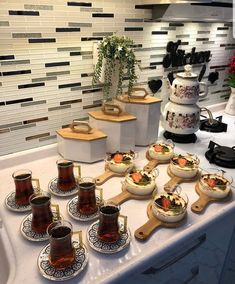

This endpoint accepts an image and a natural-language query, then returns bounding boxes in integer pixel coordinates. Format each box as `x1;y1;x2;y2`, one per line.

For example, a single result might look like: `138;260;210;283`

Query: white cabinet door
122;209;235;284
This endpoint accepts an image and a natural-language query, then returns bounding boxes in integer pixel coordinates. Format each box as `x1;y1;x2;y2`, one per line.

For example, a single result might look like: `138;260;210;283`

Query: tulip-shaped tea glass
29;191;60;234
56;159;80;191
77;177;103;215
47;220;82;269
97;203;127;243
12;169;40;206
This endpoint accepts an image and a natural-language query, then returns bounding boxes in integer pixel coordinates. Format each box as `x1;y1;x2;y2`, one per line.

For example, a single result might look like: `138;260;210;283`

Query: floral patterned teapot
162;102;201;135
169;65;208;104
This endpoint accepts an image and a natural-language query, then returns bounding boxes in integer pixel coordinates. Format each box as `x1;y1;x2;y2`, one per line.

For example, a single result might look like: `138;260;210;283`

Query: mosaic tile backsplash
0;0;234;156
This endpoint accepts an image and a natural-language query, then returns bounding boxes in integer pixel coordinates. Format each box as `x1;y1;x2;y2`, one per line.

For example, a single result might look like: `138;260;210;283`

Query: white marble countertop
0;105;235;284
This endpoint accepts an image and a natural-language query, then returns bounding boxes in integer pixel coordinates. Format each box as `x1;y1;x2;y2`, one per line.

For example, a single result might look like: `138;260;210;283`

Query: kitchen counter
0;105;235;284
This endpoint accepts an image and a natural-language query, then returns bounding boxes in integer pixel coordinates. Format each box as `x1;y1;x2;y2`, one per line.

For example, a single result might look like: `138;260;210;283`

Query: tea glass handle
31;178;41;193
51;204;61;221
199;82;208;99
74;163;81;180
95;187;103;203
133;151;138;160
151;168;159;178
73;230;83;247
119;214;127;233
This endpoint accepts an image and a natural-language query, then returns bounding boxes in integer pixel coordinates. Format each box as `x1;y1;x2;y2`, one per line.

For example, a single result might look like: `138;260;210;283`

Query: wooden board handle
143;160;159;172
95;170;116;185
134;217;162;241
164;176;183;192
191;195;211;214
108;191;132;205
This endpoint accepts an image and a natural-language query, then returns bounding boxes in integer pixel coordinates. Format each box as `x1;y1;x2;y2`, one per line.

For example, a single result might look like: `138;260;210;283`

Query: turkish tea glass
12;169;40;206
77;177;103;215
56;159;80;191
97;203;127;243
29;191;60;234
47;220;82;269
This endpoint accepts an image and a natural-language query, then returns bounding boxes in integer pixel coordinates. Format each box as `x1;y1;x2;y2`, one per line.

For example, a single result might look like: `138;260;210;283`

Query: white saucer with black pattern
67;196;103;222
37;240;88;281
86;221;131;254
48;177;78;197
5;191;32;212
20;211;61;242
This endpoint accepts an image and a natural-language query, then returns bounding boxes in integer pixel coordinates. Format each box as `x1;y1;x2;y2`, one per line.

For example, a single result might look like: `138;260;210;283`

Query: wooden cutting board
134;202;187;241
164;166;200;192
191;183;232;214
107;184;157;205
95;163;127;185
143;151;170;172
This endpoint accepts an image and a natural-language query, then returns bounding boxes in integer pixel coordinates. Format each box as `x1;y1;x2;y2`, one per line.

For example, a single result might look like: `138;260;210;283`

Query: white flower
118;46;122;51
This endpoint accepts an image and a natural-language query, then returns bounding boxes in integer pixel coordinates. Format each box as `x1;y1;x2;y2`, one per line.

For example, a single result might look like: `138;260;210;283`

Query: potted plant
92;35;139;103
225;55;235;115
228;55;235;88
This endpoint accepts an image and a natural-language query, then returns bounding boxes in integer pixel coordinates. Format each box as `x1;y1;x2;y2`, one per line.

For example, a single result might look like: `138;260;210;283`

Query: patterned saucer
48;177;78;197
5;191;32;212
20;212;61;242
38;240;88;281
87;221;131;254
67;196;103;222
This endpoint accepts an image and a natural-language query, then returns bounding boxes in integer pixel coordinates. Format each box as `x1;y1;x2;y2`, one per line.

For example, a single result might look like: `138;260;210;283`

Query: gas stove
200;115;227;133
205;141;235;168
163;131;197;143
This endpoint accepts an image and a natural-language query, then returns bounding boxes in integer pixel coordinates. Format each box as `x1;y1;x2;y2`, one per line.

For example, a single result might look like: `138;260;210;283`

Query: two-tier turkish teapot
162;65;209;143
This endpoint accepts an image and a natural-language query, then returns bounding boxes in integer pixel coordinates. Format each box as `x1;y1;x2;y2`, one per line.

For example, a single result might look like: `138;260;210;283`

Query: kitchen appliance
162;65;208;143
200;109;227;133
205;141;235;169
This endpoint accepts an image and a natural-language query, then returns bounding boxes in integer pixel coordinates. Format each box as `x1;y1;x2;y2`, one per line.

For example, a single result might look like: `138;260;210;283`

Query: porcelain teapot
169;65;208;104
162;102;201;135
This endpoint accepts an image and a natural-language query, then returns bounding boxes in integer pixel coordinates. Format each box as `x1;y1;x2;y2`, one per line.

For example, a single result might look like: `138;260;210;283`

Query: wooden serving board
95;164;126;185
143;151;170;172
107;184;156;205
134;203;187;241
191;183;232;214
164;166;200;192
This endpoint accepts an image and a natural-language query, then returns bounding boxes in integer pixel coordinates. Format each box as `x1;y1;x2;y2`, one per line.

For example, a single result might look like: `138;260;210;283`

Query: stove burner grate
200;115;227;133
205;141;235;168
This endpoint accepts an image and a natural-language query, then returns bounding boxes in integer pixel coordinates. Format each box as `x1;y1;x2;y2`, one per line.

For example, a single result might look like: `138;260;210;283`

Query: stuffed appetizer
124;169;158;195
153;192;188;223
106;151;135;174
170;154;199;178
199;170;232;199
148;140;174;161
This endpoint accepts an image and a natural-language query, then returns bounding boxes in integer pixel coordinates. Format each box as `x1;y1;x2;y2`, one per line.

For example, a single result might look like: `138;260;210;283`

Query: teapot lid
176;65;198;79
